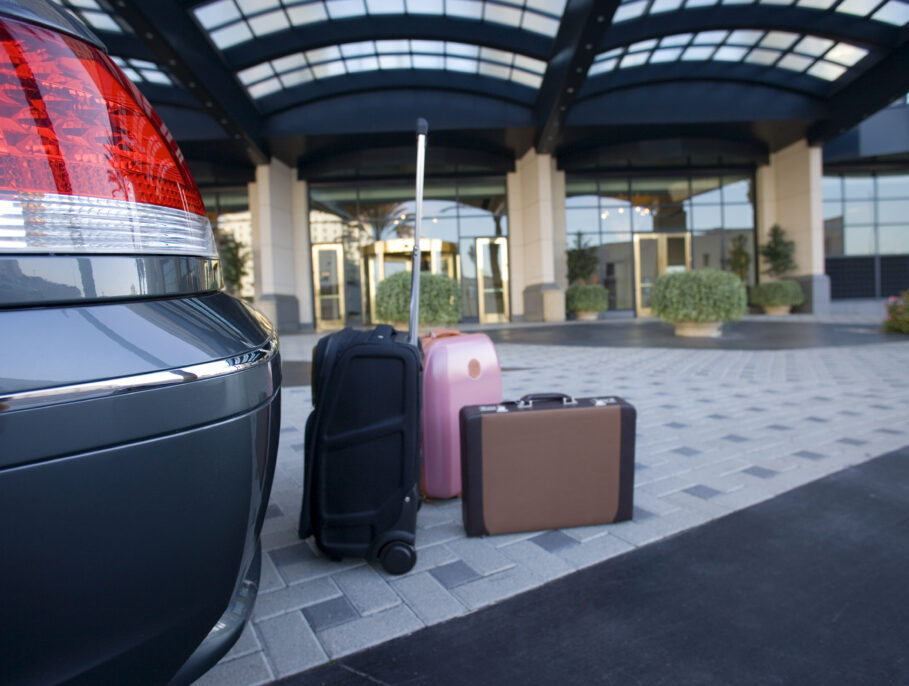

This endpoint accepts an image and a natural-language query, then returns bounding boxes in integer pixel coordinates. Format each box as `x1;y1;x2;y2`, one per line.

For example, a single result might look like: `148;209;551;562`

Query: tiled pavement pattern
194;321;909;685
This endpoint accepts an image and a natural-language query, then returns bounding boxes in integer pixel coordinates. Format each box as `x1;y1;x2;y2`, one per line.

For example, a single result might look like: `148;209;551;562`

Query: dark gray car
0;3;281;684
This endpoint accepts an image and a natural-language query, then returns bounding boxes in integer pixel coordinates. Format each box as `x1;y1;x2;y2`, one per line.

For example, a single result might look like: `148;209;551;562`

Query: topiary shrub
651;269;746;324
750;280;805;308
883;290;909;334
566;284;609;314
375;271;462;326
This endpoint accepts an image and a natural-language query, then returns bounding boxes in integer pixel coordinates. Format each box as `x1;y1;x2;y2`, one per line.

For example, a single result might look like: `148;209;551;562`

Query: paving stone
222;622;261;662
722;434;750;443
317;604;423;659
415;522;464;549
445;538;516;576
268;542;317;569
837;437;869;446
683;484;723;500
555;533;636;570
395;542;460;578
192;651;273;686
742;465;779;479
257;611;327;677
258;550;286;594
531;530;582;552
793;449;827;461
302;596;360;632
497;539;576;582
672;446;702;457
638;475;697;498
449;565;541;610
332;565;401;616
391;572;467;624
429;560;482;589
265;503;283;520
252;576;342;623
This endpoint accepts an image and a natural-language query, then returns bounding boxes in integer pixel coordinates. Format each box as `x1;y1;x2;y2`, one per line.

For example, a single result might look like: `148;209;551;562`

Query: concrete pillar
249;158;314;332
755;139;830;313
506;149;567;322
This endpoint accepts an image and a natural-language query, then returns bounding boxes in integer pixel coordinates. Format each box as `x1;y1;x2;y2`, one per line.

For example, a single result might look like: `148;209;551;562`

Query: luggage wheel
378;541;417;575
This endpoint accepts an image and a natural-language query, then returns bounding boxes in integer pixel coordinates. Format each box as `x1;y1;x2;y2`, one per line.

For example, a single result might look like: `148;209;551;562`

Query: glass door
312;243;345;329
633;233;691;317
476;237;509;324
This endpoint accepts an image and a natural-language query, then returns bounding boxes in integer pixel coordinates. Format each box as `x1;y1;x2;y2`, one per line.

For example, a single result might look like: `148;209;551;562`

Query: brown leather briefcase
459;393;636;537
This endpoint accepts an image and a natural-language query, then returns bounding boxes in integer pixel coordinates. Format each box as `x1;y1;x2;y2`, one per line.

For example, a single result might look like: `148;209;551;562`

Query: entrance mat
274;445;909;686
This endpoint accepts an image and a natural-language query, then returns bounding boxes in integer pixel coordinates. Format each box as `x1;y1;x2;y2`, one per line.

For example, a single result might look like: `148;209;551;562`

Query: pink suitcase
421;331;502;499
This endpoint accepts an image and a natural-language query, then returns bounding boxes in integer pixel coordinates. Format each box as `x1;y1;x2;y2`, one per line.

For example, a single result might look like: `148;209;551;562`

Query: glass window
822;175;843;201
598;234;634;310
844;226;875;255
424;216;459;242
823;201;843;220
566;179;598;206
721;176;753;203
601;207;632;232
877;174;909;199
599;178;631;205
878;225;909;254
690;177;722;203
878;199;909;224
725;229;756;285
692;230;723;270
825;217;844;256
458;215;501;237
691;205;722;230
723;204;754;229
843;175;874;199
844;200;874;225
566;207;600;233
631;177;691;204
459;238;479;320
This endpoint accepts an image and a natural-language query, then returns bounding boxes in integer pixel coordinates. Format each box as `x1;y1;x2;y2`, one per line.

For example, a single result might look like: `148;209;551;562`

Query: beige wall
506;149;567;322
756;139;824;278
249;158;314;331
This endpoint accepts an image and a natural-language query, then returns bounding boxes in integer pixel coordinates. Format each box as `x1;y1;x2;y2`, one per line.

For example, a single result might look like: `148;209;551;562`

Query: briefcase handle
517;393;578;409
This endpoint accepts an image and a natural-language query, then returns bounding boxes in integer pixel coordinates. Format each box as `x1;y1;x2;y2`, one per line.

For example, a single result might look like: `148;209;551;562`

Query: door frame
312;243;346;330
633;233;691;317
476;237;510;324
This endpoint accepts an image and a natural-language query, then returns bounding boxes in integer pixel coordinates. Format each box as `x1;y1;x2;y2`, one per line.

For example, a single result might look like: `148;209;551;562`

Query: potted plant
727;234;751;283
651;269;746;338
756;224;802;315
375;271;461;330
566;283;609;320
883;290;909;334
565;232;608;319
750;280;805;315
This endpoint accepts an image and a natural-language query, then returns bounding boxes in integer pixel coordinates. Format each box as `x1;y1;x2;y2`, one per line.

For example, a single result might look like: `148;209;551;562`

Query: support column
506;149;567;322
755;139;830;314
250;158;314;332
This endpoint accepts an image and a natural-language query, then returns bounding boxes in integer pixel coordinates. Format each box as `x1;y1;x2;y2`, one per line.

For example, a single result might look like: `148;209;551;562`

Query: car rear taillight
0;16;216;256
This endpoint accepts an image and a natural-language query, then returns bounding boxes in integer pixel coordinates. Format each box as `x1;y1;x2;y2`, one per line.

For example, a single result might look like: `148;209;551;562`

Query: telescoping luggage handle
407;118;429;349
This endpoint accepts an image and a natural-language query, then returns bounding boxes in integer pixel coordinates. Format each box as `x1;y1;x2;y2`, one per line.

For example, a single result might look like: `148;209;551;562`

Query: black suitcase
298;119;428;575
298;324;421;574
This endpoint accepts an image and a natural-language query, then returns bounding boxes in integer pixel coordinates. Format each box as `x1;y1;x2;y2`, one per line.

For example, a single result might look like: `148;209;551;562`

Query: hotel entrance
633;233;691;317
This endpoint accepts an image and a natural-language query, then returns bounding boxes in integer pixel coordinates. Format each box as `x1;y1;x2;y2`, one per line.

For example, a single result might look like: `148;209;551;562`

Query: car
0;2;281;684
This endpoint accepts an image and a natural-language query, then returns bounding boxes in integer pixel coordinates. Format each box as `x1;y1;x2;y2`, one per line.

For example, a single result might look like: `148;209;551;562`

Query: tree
216;231;250;296
727;234;751;282
760;224;797;277
566;231;599;285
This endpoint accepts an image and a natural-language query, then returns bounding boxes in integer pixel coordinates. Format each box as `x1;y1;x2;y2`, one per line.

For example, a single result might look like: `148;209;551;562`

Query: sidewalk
194;316;909;686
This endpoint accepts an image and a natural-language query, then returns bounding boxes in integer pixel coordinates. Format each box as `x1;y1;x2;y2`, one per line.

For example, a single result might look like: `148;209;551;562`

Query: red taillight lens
0;16;216;256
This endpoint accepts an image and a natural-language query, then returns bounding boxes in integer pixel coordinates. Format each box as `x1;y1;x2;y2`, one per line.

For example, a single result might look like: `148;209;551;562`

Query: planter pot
762;305;791;315
573;311;600;321
673;321;723;338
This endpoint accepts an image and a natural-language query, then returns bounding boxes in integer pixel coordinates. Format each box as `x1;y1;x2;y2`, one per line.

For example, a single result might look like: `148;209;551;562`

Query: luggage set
298;120;636;574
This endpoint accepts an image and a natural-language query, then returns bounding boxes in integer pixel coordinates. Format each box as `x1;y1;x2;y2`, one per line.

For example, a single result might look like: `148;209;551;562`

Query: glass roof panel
211;22;253;48
236;37;549;98
797;0;836;8
366;0;405;12
287;3;329;24
613;1;648;21
630;39;659;52
238;0;280;11
872;0;909;23
483;2;523;26
408;0;443;14
111;56;181;87
651;0;684;10
194;0;241;29
835;0;883;15
761;0;795;5
325;0;367;18
651;47;684;62
685;0;719;7
590;29;871;85
521;12;559;35
81;9;121;32
249;9;291;35
446;0;484;18
683;46;715;59
140;69;173;85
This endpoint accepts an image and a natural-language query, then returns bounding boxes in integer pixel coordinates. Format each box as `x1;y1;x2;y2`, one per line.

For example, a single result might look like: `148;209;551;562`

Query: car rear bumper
0;293;281;685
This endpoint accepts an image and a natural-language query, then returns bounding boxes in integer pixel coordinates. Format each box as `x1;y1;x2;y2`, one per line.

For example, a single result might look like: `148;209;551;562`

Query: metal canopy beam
809;29;909;144
118;0;269;165
534;0;620;155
